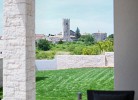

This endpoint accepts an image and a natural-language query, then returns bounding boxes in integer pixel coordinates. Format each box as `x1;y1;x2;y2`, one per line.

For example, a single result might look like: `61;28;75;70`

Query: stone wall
0;59;2;88
0;40;3;88
56;52;114;70
105;52;114;66
0;40;3;57
36;59;57;70
3;0;35;100
56;55;105;69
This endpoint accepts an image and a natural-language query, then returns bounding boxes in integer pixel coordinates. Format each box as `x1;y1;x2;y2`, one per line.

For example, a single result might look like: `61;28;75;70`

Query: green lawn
0;87;2;99
0;68;114;100
36;68;114;100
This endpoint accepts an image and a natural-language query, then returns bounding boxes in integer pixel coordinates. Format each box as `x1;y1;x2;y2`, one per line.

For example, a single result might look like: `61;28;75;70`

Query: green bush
67;45;76;52
36;50;56;59
58;40;64;44
0;87;2;99
37;39;51;51
97;40;114;52
72;46;84;55
36;39;114;59
78;34;95;45
90;45;101;55
82;45;101;55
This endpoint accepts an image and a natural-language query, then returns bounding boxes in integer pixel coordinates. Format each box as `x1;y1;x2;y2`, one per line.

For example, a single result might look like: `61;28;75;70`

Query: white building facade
92;32;107;42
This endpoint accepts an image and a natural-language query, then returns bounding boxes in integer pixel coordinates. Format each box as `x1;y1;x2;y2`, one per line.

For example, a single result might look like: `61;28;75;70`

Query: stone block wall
56;52;114;70
0;59;2;88
105;52;114;67
0;40;3;57
56;55;106;69
3;0;35;100
0;39;3;88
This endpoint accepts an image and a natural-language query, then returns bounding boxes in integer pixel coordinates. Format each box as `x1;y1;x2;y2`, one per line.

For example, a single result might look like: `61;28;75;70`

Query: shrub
73;46;84;55
58;40;64;44
82;45;101;55
67;45;76;52
97;40;114;52
37;39;51;51
78;34;95;45
36;38;114;58
36;50;56;59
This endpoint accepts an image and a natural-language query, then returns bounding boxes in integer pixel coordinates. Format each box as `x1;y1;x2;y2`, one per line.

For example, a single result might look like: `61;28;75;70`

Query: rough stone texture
62;19;71;41
56;53;114;70
3;0;35;100
0;40;3;57
0;59;2;88
56;55;106;69
105;52;114;67
0;40;3;88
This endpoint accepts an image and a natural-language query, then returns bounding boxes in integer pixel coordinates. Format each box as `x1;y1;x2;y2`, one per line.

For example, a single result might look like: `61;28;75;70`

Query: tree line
36;33;114;59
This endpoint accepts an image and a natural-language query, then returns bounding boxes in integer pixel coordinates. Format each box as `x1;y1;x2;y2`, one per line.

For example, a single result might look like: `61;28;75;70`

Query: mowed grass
0;87;2;99
36;68;114;100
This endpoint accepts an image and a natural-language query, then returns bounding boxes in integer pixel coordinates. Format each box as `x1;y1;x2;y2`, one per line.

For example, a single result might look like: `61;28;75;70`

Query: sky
0;0;113;36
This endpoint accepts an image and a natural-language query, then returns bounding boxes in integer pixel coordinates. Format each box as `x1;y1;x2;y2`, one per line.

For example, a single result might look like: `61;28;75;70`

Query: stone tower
62;19;71;41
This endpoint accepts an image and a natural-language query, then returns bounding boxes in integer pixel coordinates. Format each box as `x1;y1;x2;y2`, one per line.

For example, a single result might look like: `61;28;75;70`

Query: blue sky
0;0;113;35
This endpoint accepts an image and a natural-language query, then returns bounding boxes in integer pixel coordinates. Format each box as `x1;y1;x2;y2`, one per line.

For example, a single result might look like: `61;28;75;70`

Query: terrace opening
35;0;114;100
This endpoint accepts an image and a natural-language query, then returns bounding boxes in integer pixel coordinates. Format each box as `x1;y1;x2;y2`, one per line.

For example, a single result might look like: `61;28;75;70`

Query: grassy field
36;68;114;100
0;88;2;99
0;68;114;100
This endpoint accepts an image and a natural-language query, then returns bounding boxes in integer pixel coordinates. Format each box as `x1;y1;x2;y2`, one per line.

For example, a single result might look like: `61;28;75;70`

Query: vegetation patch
0;87;2;99
36;38;113;59
0;68;114;100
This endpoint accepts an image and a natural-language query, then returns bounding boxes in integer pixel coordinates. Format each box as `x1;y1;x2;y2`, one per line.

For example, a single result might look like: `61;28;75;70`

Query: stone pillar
0;59;2;88
0;40;3;88
3;0;35;100
114;0;138;100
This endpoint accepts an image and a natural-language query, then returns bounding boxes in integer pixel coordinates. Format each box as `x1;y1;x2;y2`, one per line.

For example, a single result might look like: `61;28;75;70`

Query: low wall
0;59;2;87
56;55;105;69
56;52;114;70
36;59;57;70
105;52;114;66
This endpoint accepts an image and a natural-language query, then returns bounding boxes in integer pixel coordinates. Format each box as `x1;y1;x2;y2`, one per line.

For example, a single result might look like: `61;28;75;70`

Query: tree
58;39;64;44
108;34;114;39
79;34;95;45
37;39;51;51
85;34;95;45
75;27;81;39
97;39;114;53
107;34;114;44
